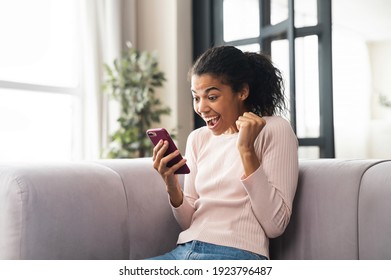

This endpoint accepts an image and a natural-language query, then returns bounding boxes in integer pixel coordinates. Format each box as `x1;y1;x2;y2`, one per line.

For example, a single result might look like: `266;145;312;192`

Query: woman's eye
193;96;199;102
209;96;217;101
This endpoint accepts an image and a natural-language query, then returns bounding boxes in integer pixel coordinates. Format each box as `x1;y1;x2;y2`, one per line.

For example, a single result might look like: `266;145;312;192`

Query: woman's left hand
236;112;266;153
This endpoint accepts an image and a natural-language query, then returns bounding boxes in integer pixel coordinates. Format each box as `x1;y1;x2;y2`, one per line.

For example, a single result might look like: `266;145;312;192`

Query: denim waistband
182;240;268;260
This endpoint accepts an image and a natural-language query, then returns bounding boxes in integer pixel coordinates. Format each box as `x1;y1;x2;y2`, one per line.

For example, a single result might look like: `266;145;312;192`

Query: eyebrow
191;86;220;95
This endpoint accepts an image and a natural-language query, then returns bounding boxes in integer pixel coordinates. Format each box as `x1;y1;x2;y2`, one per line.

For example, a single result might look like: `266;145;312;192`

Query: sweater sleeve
171;130;198;230
241;117;299;238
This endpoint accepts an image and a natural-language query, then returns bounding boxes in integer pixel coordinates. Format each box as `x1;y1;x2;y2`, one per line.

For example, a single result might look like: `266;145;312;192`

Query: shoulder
185;126;212;160
261;116;298;143
263;116;294;131
188;126;210;141
186;126;212;147
254;116;298;156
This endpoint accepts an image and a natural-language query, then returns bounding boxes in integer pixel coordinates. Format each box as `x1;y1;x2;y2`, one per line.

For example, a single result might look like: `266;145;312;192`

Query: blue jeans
147;240;268;260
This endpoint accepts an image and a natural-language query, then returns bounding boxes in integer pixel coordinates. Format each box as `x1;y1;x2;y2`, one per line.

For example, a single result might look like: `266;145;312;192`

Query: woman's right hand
152;140;186;207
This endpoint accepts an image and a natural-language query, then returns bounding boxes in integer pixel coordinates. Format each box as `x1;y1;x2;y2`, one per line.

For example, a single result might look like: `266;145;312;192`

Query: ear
238;84;249;101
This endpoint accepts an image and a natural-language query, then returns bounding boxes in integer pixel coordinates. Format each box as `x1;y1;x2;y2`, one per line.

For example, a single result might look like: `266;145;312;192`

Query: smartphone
146;128;190;174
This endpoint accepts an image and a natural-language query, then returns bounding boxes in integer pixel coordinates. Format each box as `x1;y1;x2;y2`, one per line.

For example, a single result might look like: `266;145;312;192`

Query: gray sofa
1;158;390;260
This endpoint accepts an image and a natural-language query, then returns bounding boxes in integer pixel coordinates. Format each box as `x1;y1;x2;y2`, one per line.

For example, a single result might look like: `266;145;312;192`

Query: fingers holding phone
147;128;190;175
153;140;187;177
152;139;165;163
148;130;187;207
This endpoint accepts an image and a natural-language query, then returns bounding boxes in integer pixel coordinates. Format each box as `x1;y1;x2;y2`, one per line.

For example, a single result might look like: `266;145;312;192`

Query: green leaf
101;45;171;158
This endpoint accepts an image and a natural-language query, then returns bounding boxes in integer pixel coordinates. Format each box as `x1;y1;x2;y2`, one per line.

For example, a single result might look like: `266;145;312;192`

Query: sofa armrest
359;161;391;259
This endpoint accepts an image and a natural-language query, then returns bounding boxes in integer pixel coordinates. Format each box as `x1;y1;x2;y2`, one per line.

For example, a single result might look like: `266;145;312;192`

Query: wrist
239;147;261;178
238;146;256;158
167;184;183;208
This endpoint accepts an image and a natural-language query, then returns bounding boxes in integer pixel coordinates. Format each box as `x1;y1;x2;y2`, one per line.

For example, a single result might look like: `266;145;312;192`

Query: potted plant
102;43;171;158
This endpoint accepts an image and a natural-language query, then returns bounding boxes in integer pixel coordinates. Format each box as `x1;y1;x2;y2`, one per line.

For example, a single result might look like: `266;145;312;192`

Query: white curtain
78;0;136;160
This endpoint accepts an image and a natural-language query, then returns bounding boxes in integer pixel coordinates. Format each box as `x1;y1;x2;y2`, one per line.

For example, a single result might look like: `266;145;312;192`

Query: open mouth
204;116;220;128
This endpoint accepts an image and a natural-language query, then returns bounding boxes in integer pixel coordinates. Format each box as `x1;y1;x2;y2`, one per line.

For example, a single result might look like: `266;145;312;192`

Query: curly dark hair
190;45;286;116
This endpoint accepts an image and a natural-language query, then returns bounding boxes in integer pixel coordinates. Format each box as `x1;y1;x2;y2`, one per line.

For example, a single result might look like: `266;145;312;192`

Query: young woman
150;45;299;260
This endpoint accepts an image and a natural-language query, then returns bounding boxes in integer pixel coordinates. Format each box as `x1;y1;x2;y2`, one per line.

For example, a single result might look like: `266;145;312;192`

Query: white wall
332;28;372;158
368;41;391;158
332;0;391;159
369;41;391;120
135;0;193;153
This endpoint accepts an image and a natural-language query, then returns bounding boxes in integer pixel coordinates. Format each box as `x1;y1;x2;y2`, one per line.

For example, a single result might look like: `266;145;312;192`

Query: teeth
204;116;218;122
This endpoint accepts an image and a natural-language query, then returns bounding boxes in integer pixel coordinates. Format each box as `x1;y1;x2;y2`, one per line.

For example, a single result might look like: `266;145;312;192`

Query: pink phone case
146;128;190;174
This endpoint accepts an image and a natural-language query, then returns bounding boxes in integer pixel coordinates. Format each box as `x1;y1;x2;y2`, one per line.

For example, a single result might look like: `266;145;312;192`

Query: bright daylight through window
0;0;81;162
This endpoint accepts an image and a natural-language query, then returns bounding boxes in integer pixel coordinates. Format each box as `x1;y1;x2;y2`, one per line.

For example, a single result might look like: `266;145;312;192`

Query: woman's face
191;74;248;135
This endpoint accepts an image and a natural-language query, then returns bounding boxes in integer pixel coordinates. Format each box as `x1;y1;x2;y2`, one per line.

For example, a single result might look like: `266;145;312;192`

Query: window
0;0;81;162
223;0;260;42
193;0;334;158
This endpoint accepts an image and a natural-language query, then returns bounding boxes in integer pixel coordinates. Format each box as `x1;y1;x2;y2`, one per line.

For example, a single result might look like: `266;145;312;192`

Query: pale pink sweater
172;116;299;258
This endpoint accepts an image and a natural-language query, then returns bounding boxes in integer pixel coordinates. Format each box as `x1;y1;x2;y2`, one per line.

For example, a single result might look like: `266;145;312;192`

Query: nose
195;98;209;114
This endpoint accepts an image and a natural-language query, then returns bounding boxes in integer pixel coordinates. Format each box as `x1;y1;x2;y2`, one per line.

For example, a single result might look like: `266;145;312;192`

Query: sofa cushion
98;158;182;259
